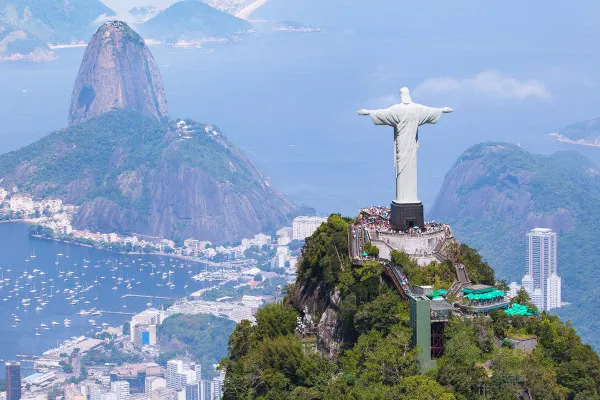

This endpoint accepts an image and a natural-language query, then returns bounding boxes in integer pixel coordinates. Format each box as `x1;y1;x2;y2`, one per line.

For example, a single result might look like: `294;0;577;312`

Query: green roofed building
458;285;509;314
505;303;539;317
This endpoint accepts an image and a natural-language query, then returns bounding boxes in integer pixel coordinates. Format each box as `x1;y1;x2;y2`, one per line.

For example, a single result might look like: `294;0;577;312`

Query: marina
0;223;237;377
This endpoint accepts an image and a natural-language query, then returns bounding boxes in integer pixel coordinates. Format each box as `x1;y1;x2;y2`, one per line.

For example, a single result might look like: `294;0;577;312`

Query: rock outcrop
68;21;168;126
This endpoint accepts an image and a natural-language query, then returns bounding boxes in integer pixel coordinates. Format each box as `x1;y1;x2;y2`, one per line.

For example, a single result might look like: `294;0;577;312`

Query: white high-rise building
522;228;561;311
521;274;534;296
212;373;225;400
508;282;521;298
145;376;166;395
200;380;212;400
292;216;327;241
167;360;184;391
110;381;130;400
546;273;562;310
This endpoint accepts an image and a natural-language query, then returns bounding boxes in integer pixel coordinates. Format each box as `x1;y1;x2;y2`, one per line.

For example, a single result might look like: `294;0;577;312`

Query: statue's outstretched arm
441;107;453;113
357;109;370;115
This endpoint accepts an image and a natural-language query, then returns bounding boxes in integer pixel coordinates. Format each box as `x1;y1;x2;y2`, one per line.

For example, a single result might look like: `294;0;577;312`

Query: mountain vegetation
139;0;251;44
158;314;236;378
0;110;295;243
221;215;600;399
0;0;115;44
430;142;600;350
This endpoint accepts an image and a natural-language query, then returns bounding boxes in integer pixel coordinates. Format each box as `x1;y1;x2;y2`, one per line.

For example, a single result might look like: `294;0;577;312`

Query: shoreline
5;220;211;265
29;233;211;265
550;132;600;148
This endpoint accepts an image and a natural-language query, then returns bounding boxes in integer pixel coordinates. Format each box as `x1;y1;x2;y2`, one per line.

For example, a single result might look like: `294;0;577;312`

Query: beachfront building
292;216;327;241
546;273;562;311
130;309;163;342
522;228;562;311
6;361;21;400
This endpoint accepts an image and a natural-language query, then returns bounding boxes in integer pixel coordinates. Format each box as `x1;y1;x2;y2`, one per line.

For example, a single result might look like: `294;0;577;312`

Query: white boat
51;321;59;325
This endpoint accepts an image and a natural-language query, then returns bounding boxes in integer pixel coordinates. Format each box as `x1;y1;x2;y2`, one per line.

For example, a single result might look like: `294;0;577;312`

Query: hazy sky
102;0;176;18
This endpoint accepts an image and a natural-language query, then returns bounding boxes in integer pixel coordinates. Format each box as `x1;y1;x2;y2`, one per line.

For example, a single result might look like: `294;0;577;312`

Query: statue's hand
442;107;453;113
357;109;370;115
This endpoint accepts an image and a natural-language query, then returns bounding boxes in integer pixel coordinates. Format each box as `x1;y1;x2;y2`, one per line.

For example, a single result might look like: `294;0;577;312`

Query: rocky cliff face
68;21;168;126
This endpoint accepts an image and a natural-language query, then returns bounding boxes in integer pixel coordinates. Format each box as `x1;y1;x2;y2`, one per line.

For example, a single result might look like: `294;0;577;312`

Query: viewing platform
457;285;510;314
351;206;454;265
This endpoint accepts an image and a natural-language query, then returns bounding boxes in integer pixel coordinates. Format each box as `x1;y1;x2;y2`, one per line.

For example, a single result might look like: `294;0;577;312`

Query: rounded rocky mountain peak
68;21;168;126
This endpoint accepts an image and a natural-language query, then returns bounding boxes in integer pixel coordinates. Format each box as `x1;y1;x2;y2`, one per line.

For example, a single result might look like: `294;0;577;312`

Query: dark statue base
390;201;424;231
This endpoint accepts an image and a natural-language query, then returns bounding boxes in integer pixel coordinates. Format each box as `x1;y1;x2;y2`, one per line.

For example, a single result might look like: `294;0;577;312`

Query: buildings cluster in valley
4;357;224;400
0;216;331;400
509;228;562;311
2;295;267;400
0;186;328;275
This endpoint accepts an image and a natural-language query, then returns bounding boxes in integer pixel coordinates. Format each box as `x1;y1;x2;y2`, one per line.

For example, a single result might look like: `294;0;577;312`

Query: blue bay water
0;223;212;377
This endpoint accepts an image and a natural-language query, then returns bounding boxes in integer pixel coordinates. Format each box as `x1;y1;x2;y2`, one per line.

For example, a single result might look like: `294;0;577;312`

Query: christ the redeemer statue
358;87;452;230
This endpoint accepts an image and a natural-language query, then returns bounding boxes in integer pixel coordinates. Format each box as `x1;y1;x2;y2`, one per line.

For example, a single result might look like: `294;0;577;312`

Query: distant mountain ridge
430;142;600;349
139;0;251;45
0;0;115;61
551;117;600;147
0;22;54;61
0;0;115;43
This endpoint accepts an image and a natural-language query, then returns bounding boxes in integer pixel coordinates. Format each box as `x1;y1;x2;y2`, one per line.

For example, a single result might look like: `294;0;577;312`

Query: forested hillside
220;215;600;399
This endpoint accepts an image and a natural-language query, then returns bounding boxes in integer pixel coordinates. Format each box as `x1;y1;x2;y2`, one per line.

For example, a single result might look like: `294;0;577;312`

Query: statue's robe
369;103;442;204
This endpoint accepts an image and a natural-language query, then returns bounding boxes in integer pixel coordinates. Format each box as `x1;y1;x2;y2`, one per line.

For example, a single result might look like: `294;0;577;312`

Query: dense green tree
354;291;409;336
490;309;510;338
255;303;297;340
297;214;351;287
222;214;600;400
435;323;486;399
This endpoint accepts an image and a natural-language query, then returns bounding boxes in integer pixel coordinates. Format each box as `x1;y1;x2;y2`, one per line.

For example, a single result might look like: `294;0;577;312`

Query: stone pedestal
390;201;424;231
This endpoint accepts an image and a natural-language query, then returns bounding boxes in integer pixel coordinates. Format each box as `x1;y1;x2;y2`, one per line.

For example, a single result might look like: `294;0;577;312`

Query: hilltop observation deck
351;206;453;265
457;285;510;314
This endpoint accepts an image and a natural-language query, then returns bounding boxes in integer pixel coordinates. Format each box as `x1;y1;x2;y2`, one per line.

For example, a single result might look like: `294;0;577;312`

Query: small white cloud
414;70;550;101
91;14;114;27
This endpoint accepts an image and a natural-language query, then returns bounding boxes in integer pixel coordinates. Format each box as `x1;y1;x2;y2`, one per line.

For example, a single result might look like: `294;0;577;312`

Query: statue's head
400;87;412;104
